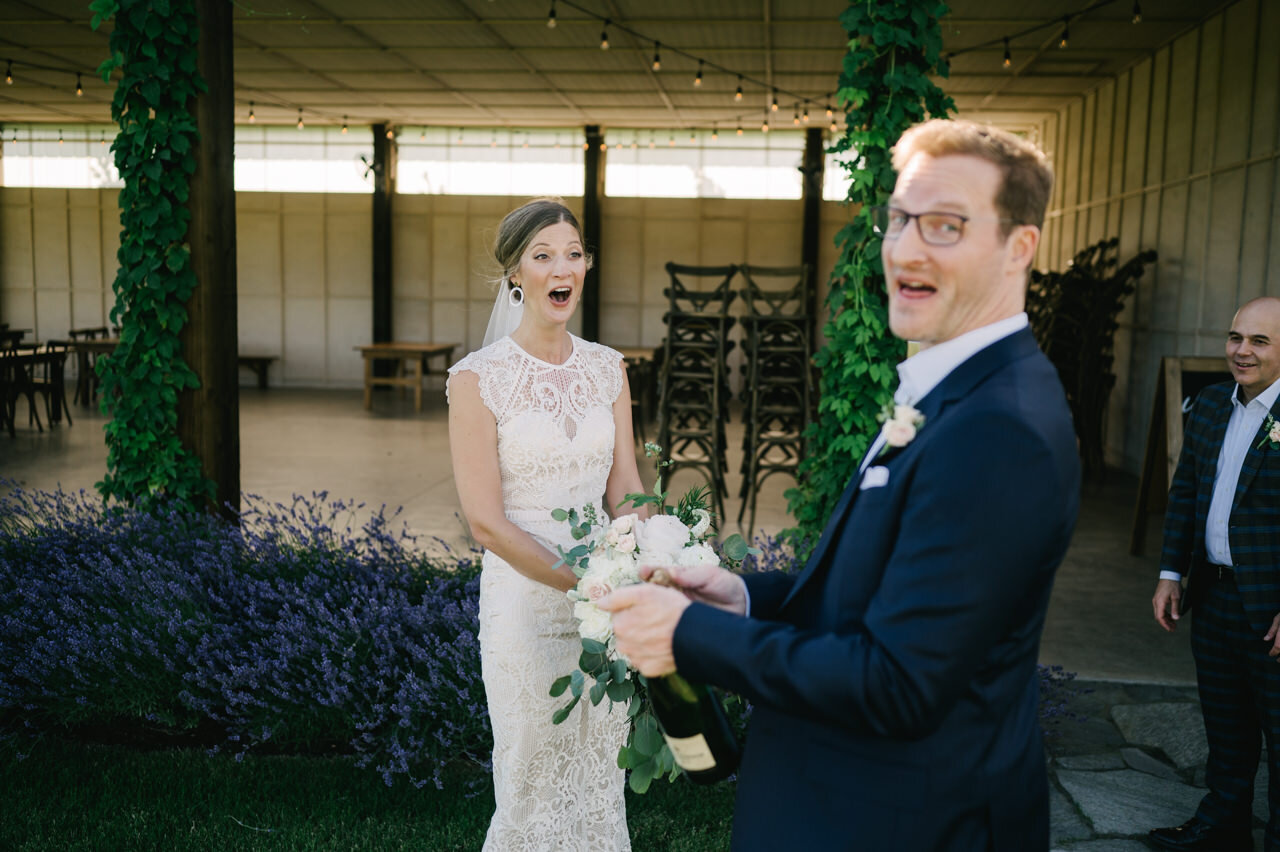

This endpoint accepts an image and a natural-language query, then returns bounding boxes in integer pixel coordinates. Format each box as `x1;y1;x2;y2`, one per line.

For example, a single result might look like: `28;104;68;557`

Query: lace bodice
447;335;624;519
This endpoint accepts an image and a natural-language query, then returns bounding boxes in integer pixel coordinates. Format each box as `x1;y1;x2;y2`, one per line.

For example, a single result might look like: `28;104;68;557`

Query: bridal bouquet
548;444;755;792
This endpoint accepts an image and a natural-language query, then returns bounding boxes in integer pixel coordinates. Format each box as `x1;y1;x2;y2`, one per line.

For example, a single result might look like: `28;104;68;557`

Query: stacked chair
655;263;738;522
736;265;812;535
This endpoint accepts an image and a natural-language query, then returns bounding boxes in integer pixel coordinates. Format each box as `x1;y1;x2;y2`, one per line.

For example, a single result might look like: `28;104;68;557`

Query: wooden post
178;0;239;520
581;125;605;342
371;124;396;377
800;128;825;351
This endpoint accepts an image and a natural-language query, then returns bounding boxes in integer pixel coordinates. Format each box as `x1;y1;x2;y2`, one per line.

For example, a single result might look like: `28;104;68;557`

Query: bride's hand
640;563;748;616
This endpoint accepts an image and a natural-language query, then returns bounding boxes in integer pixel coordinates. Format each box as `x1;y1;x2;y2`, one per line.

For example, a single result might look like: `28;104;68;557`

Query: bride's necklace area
511;329;573;366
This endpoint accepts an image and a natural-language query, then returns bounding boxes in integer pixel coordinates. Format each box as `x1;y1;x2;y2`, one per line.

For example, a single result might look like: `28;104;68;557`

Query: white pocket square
859;465;890;490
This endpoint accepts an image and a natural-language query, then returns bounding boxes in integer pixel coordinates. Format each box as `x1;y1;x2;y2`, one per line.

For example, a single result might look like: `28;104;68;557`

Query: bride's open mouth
550;287;572;305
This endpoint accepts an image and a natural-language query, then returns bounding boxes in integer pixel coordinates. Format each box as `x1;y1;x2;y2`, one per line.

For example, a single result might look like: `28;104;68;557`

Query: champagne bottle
646;671;741;783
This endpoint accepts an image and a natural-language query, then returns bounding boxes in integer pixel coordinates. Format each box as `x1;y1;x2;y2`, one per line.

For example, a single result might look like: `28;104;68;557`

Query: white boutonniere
1257;414;1280;451
877;402;925;456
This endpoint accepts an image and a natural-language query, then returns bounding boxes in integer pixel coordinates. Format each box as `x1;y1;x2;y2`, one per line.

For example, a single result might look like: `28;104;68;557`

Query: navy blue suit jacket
674;328;1081;851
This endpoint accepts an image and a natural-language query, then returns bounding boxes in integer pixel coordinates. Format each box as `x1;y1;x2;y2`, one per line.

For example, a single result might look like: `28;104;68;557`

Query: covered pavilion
0;0;1275;686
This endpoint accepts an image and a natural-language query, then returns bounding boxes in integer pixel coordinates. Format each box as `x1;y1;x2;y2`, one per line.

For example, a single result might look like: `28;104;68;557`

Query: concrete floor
0;385;1195;686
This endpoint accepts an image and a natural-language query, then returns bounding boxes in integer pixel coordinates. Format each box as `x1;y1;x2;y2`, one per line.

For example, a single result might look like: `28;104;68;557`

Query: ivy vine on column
786;0;955;544
91;0;213;506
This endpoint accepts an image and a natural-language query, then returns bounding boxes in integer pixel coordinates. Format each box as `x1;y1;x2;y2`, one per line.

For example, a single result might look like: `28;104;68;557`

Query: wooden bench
238;355;277;390
354;342;458;412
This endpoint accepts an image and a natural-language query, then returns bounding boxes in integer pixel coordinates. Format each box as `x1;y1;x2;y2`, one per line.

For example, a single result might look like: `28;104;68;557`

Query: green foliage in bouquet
547;444;756;793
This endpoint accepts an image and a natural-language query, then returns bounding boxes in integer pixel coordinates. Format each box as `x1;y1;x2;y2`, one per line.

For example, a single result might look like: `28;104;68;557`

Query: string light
734;75;743;102
736;119;743;137
802;105;810;123
711;123;718;141
600;19;610;50
689;129;696;143
651;41;661;71
75;73;82;97
761;109;770;133
546;0;556;29
631;132;638;149
829;117;838;132
825;104;833;119
248;101;255;122
1131;1;1142;24
100;131;106;146
649;130;655;149
694;60;703;87
420;127;427;141
1003;38;1011;68
386;127;394;140
1059;16;1069;49
792;105;800;126
668;132;674;147
341;116;348;134
771;89;778;111
297;109;304;129
614;140;622;150
5;60;11;85
599;140;607;151
582;140;589;150
58;129;63;145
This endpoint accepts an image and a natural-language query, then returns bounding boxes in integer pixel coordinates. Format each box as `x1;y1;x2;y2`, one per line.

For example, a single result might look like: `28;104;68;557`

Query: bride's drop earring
509;284;523;306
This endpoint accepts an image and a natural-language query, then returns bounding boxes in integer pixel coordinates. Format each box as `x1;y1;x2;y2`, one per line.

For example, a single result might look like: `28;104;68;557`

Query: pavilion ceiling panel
231;21;375;49
389;49;529;71
347;22;506;49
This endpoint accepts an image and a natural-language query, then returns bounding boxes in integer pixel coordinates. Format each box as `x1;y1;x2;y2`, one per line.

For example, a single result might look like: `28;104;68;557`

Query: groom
601;119;1081;851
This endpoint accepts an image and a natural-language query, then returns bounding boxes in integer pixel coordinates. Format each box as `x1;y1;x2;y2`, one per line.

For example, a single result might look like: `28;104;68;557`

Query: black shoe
1148;817;1252;850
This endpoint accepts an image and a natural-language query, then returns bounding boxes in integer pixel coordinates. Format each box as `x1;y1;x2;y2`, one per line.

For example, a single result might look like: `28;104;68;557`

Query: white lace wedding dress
447;334;631;852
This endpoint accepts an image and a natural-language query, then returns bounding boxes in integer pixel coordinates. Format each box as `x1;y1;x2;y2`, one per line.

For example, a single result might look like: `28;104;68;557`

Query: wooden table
68;338;118;406
354;342;458;412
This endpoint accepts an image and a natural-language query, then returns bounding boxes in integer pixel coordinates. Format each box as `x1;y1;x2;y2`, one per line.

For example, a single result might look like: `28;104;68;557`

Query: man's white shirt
1159;375;1280;583
859;313;1030;474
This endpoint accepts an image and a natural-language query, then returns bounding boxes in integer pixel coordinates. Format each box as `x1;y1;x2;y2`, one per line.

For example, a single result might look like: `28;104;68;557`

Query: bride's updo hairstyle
493;197;594;291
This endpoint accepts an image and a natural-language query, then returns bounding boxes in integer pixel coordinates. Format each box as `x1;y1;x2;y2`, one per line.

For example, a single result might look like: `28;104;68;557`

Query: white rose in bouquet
636;514;691;563
574;600;615;644
676;541;721;569
610;513;638;536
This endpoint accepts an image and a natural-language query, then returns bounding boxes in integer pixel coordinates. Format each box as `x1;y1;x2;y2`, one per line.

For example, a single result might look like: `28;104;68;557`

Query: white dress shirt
1159;375;1280;582
859;313;1030;473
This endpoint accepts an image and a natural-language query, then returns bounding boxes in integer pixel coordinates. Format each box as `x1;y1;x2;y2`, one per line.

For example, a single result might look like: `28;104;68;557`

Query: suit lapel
1232;396;1280;511
779;328;1042;610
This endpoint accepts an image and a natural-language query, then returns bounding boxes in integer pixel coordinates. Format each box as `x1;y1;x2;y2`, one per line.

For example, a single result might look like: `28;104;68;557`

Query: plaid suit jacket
1161;381;1280;632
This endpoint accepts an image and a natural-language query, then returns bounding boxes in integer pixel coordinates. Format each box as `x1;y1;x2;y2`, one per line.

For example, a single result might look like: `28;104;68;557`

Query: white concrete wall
0;186;850;388
1042;0;1279;474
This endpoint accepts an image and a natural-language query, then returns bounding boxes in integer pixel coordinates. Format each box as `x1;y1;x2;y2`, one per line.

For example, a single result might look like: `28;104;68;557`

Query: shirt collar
895;313;1030;406
1231;374;1280;412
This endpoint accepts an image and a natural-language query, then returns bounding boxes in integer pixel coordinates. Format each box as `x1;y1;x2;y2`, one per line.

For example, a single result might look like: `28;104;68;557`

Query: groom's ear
1005;224;1039;276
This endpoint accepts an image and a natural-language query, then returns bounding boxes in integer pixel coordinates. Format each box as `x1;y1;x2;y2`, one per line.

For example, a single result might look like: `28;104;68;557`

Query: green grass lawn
0;739;735;851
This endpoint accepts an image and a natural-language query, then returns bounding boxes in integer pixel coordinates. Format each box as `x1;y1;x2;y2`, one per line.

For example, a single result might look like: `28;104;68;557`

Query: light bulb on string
342;116;349;134
100;131;106;146
689;129;696;143
762;110;770;133
58;129;63;145
420;128;426;141
386;127;394;140
668;132;674;147
649;130;655;149
771;89;778;112
734;75;743;102
694;60;703;87
600;19;610;50
297;109;304;129
711;124;718;141
631;132;638;150
5;61;11;85
829;117;838;132
802;105;810;123
1131;1;1142;23
599;141;607;152
1003;38;1011;68
546;0;556;29
736;119;743;137
1059;17;1069;49
651;42;661;71
825;104;833;119
249;101;255;122
582;140;589;150
75;73;82;97
792;105;800;126
615;140;622;150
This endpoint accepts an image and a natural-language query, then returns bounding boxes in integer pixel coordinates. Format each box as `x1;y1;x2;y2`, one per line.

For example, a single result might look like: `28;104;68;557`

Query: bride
447;197;646;851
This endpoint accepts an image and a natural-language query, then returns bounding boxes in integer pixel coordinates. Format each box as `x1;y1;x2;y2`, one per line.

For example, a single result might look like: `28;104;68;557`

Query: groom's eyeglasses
870;205;1007;247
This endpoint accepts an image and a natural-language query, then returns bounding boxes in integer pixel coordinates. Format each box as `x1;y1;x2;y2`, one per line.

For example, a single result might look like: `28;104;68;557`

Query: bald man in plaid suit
1149;297;1280;852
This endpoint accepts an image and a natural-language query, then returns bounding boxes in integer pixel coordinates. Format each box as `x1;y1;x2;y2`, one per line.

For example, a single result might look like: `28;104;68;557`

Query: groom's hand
639;563;749;616
597;584;689;677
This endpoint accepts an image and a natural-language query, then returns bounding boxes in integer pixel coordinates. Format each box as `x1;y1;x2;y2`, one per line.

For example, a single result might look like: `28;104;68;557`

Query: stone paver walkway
1048;680;1268;851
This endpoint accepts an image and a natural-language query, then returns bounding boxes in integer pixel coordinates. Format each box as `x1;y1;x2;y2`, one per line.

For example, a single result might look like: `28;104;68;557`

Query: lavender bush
0;486;486;788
